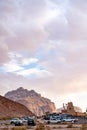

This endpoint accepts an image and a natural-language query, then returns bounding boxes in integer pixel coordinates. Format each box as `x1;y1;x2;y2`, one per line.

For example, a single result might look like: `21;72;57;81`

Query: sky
0;0;87;112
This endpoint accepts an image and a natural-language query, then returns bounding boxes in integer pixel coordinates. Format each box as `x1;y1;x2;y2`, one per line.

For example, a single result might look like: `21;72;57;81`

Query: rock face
0;95;33;119
5;87;56;116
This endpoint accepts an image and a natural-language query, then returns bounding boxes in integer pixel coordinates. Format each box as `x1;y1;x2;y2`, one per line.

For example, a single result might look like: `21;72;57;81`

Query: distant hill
0;95;33;119
5;87;56;116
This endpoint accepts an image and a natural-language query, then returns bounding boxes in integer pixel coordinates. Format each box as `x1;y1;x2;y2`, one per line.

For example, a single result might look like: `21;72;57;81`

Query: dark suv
27;117;36;126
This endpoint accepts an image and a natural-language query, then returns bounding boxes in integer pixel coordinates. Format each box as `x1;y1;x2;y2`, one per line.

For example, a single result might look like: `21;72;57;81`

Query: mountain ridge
5;87;56;116
0;95;34;119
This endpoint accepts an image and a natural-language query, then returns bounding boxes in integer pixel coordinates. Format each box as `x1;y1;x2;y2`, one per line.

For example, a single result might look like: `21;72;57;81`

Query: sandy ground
0;118;85;130
0;123;82;130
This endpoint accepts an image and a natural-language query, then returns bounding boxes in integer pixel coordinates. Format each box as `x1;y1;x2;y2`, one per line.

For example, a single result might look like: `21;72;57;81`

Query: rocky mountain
5;87;56;116
0;95;33;119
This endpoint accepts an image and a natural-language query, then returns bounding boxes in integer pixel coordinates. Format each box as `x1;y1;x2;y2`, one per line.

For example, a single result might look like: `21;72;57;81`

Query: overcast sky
0;0;87;112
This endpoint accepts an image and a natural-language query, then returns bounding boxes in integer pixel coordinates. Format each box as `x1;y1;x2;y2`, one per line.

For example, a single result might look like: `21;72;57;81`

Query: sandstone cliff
5;87;56;116
0;95;33;119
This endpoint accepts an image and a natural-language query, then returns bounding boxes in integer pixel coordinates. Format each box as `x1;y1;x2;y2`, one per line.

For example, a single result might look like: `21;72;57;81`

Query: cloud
0;0;50;52
45;0;87;41
2;52;51;78
22;58;38;66
0;73;29;95
16;68;52;78
0;0;87;111
3;62;23;72
0;44;9;65
6;27;48;51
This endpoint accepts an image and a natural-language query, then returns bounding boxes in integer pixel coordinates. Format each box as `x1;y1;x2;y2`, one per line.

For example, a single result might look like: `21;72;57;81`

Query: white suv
10;118;23;125
45;118;61;124
62;117;78;123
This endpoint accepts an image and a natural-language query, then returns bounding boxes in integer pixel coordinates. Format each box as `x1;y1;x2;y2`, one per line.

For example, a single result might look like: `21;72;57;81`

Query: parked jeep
27;117;36;126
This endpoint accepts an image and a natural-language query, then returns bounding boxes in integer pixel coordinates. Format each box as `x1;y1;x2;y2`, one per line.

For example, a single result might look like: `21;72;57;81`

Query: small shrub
81;124;87;130
35;123;51;130
45;126;51;130
26;125;33;129
2;128;9;130
35;123;45;130
0;116;11;120
67;123;73;128
52;126;62;129
11;126;26;130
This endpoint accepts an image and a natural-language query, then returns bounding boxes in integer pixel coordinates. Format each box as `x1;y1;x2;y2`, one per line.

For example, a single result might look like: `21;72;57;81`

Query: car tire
57;121;61;124
47;121;50;124
11;122;14;124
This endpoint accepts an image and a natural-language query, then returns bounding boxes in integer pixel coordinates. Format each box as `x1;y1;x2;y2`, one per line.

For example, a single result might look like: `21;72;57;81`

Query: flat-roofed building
57;102;85;117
